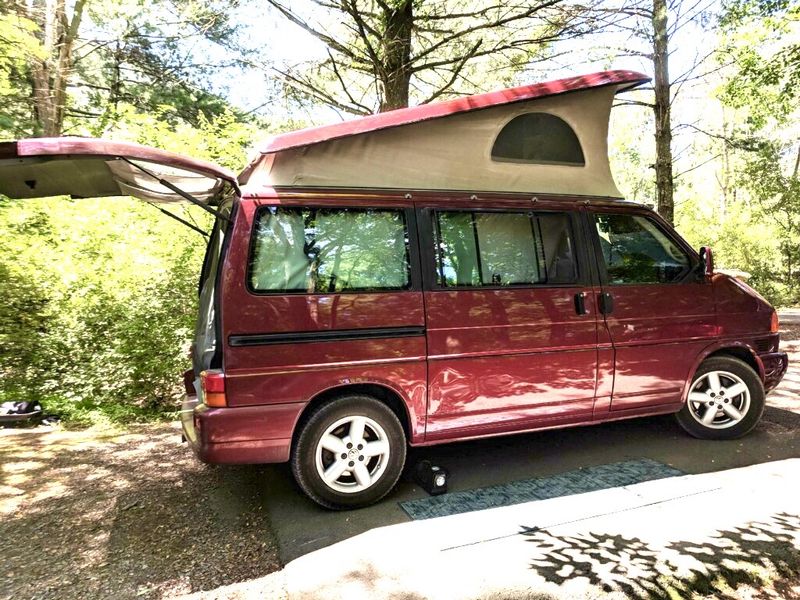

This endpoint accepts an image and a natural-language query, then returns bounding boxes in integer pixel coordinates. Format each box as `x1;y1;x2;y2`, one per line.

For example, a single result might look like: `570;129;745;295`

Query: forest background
0;0;798;425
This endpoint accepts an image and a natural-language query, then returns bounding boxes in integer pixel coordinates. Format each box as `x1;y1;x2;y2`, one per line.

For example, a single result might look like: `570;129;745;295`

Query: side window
433;210;577;287
249;207;411;293
594;213;690;284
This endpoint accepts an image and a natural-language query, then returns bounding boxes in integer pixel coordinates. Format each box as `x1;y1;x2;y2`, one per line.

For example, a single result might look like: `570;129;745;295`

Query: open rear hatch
0;137;237;205
0;137;238;425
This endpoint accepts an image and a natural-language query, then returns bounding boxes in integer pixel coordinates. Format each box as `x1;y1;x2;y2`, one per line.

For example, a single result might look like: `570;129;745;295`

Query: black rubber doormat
399;458;684;520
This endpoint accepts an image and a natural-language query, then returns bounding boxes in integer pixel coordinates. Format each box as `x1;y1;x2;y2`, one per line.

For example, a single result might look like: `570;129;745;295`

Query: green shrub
0;196;207;425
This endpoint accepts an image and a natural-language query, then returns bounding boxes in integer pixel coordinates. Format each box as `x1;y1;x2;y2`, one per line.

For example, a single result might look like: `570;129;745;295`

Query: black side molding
229;326;426;347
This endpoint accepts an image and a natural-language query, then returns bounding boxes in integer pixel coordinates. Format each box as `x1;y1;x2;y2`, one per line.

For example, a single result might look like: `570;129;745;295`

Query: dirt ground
0;424;280;600
2;325;799;600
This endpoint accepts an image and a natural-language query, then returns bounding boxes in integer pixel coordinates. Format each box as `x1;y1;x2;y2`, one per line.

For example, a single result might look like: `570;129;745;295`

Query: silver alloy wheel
314;415;391;494
687;370;751;429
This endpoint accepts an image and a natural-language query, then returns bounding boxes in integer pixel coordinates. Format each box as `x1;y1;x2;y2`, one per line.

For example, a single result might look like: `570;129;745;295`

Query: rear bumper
760;351;788;393
181;396;300;464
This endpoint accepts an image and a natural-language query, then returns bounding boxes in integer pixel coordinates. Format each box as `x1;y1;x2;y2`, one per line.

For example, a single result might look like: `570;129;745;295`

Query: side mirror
699;246;714;278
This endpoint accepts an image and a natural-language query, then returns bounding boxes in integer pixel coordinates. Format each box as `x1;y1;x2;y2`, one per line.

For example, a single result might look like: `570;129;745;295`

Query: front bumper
181;396;301;465
760;351;789;393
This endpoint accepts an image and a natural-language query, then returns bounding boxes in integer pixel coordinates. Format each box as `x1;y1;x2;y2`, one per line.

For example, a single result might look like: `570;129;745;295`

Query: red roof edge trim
257;70;649;155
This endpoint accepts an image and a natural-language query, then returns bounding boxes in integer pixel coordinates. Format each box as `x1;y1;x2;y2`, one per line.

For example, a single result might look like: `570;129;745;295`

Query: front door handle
598;292;614;315
574;292;588;315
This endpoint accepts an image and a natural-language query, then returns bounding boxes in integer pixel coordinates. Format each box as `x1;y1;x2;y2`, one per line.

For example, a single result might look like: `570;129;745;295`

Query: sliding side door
421;203;600;441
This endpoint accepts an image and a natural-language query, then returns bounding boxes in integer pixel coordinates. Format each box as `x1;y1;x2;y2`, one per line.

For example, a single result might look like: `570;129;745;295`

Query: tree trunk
27;0;86;137
378;0;413;112
651;0;674;223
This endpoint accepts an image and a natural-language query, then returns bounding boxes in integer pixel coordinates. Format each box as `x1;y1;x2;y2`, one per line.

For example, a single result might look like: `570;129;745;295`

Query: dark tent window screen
491;113;585;166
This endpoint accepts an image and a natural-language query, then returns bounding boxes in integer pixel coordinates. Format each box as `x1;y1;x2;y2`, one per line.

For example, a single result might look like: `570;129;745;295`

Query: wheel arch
681;341;765;403
291;382;414;449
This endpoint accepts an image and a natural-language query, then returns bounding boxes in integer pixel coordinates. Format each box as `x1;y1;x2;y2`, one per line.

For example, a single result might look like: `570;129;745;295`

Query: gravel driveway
0;424;280;599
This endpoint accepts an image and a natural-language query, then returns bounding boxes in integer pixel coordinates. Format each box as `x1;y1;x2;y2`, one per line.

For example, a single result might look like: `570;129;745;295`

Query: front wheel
675;356;765;440
291;395;406;510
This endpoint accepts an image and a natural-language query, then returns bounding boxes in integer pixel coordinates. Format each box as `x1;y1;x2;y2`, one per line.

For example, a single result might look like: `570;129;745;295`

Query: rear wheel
675;356;765;440
291;395;406;510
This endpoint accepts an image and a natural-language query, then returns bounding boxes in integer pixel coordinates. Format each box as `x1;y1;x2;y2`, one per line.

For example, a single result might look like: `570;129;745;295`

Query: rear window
249;207;411;293
433;210;578;287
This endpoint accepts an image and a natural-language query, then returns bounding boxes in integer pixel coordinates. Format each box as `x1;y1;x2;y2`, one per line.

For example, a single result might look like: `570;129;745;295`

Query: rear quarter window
248;207;411;293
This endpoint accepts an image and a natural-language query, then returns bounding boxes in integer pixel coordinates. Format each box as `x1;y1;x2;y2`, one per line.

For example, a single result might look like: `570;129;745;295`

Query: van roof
240;70;649;199
254;70;648;155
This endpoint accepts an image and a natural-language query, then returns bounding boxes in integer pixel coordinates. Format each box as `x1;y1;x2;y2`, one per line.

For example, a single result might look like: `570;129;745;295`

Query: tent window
491;113;585;166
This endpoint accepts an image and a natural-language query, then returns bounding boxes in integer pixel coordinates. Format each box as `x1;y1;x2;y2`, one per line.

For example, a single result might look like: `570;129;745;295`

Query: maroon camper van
0;71;788;509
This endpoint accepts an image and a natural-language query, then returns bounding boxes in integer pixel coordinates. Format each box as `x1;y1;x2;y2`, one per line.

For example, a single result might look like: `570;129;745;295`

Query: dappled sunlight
0;426;186;515
1;423;279;599
1;446;57;461
764;342;800;434
768;342;800;413
3;459;44;472
523;513;800;598
0;483;24;497
28;481;69;507
0;338;796;599
2;472;29;487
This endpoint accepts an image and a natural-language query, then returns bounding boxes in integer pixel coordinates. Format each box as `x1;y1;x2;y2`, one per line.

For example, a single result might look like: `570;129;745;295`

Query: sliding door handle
574;292;588;315
598;292;614;315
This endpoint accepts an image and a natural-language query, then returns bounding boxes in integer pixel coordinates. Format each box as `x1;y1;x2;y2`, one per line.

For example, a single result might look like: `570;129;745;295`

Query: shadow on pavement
523;512;800;599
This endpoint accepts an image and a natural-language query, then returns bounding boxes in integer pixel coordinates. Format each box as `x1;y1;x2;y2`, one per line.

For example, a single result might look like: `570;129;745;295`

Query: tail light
770;310;779;333
201;369;226;407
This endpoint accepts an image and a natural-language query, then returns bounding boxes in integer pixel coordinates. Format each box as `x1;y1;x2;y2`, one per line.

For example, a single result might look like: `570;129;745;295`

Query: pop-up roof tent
240;70;650;199
0;70;649;205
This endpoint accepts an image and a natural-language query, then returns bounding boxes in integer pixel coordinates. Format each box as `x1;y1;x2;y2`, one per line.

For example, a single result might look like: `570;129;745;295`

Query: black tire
675;356;765;440
291;395;406;510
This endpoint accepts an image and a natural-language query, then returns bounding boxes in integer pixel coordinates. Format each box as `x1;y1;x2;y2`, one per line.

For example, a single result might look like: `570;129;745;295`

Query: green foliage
713;0;800;305
737;140;800;303
0;195;208;425
0;105;270;425
609;102;656;206
719;0;799;128
0;0;300;425
677;198;796;306
1;0;256;138
0;12;45;137
2;0;799;427
101;104;263;170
